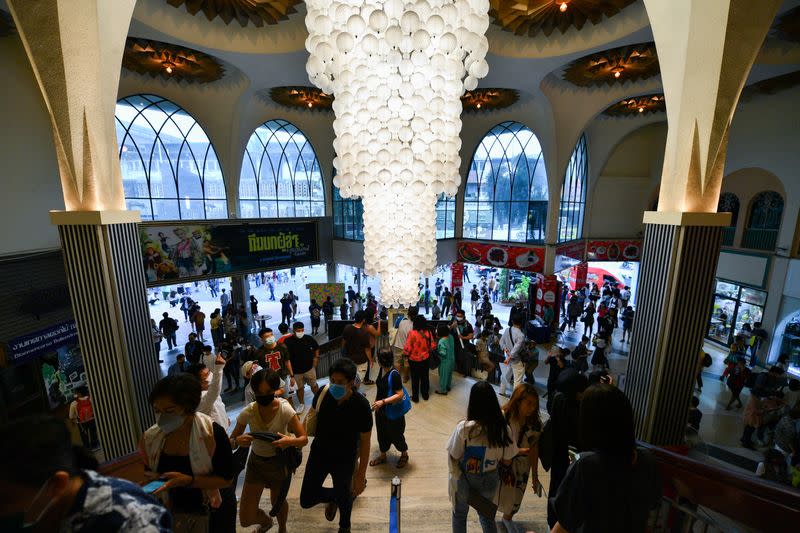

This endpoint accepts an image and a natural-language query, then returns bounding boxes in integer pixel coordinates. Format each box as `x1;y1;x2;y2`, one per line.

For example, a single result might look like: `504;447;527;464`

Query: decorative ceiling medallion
741;70;800;100
268;86;333;111
122;38;225;84
461;88;520;112
771;6;800;43
489;0;637;37
165;0;302;28
563;41;659;87
602;93;665;116
0;10;16;37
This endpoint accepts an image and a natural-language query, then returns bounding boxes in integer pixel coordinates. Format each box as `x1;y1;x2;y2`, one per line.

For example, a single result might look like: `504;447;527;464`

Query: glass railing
721;226;736;246
741;228;779;251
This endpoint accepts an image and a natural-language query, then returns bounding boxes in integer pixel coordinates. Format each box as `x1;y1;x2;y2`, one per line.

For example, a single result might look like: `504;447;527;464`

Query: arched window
463;122;548;243
436;194;456;239
717;192;740;227
239;119;325;218
115;94;227;220
557;135;588;242
747;191;783;230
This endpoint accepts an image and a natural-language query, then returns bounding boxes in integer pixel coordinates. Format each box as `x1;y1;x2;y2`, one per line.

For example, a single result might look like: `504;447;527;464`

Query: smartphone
142;480;167;494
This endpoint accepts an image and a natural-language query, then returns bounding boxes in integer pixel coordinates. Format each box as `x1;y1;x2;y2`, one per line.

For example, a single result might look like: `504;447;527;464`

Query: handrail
640;442;800;531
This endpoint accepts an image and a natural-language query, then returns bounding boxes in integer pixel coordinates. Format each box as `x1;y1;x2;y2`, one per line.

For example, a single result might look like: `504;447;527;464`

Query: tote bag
385;369;412;420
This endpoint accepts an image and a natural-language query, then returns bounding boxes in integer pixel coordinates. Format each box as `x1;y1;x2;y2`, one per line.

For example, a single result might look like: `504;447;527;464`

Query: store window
778;312;800;378
239;119;325;219
463;121;548;243
557;135;588;242
707;279;767;346
115;94;228;220
742;191;783;251
436;193;456;239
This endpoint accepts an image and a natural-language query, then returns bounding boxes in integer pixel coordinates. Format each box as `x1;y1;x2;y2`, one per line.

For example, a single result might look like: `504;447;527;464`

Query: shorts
244;453;287;486
392;346;406;368
295;368;317;390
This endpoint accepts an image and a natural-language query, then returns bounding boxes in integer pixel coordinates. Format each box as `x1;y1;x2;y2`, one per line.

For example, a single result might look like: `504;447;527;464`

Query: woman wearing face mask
436;323;455;395
141;374;234;533
231;369;308;533
369;348;410;468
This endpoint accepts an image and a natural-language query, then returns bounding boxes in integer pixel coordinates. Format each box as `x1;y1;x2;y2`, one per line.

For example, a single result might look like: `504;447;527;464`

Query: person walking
499;316;527;397
151;318;164;363
191;306;206;342
721;358;750;410
470;285;481;315
159;312;179;350
220;288;231;316
342;311;374;386
268;277;276;301
369;348;410;468
69;385;100;451
450;310;475;376
280;294;292;325
581;301;595;337
404;315;436;402
288;291;298;321
391;306;417;383
436;323;455;395
231;369;308;533
447;381;517;533
300;359;372;533
322;296;335;333
620;305;634;342
210;309;223;347
309;299;322;336
283;322;319;414
340;298;349;320
498;383;542;533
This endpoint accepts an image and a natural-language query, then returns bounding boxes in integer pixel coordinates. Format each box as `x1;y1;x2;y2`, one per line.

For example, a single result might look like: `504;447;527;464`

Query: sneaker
296;403;306;414
325;501;338;522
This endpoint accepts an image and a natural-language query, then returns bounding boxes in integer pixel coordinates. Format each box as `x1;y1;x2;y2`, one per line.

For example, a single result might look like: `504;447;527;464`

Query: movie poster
140;220;319;286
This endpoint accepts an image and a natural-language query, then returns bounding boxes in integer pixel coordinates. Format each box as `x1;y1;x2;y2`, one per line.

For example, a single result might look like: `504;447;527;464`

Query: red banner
456;240;545;273
534;274;559;326
450;262;464;293
586;240;642;261
555;240;586;262
575;263;589;288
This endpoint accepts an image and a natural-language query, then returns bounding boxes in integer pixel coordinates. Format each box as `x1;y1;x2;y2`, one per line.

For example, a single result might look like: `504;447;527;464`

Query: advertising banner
451;262;464;292
534;274;559;326
41;342;86;410
586;239;642;262
307;283;345;307
7;320;78;367
140;220;319;286
456;240;545;273
555;240;586;262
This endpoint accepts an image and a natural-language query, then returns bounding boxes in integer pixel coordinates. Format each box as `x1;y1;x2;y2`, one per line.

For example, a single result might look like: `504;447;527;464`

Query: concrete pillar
626;0;781;444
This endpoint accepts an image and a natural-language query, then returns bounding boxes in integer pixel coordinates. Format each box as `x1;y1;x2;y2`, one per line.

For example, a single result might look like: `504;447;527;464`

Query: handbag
303;384;329;437
425;333;442;370
384;369;412;420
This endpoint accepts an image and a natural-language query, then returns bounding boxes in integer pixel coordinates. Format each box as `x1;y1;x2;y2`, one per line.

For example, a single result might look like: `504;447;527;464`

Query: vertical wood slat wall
627;223;722;445
58;223;160;459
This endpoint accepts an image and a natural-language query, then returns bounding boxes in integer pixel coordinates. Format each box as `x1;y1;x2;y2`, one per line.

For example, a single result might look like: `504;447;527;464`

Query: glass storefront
778;313;800;379
706;279;767;346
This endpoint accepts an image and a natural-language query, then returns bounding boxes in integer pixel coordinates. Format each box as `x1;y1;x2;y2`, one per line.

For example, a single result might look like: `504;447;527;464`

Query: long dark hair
578;384;636;465
466;381;511;448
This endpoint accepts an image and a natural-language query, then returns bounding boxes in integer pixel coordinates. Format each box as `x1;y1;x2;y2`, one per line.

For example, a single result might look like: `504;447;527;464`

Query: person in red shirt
404;316;436;402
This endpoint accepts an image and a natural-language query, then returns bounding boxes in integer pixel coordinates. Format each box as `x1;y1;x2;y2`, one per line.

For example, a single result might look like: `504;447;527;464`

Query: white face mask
156;412;186;434
264;336;276;346
295;331;305;339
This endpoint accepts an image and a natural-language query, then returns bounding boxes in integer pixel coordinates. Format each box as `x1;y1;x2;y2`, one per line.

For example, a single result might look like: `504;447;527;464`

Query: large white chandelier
305;0;490;306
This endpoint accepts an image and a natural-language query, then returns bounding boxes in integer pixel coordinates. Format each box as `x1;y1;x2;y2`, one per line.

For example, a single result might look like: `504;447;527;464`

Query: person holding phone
141;375;234;533
230;369;308;533
498;384;542;532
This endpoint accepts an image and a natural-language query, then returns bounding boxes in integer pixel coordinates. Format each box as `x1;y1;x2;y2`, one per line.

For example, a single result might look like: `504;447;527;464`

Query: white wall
715;250;770;288
0;37;63;255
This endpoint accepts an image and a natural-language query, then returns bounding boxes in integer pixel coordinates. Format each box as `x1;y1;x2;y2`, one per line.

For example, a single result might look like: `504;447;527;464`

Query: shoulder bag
426;332;442;369
384;369;412;420
303;384;329;437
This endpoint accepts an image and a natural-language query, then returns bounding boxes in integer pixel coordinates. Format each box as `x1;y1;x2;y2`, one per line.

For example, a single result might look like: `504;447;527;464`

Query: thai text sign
7;320;78;366
140;220;319;286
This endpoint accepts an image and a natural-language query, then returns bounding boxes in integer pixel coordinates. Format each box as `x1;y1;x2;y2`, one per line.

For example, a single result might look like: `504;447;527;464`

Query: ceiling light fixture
611;66;624;79
307;102;313;108
163;60;175;75
559;1;568;13
305;1;490;305
476;103;482;108
638;106;644;112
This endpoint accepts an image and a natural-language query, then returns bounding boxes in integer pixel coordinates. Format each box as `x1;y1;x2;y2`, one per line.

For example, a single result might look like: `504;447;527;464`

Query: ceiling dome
489;0;637;37
165;0;302;28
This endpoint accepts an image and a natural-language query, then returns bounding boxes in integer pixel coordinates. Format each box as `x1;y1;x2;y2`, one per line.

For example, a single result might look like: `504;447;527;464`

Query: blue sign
7;320;78;366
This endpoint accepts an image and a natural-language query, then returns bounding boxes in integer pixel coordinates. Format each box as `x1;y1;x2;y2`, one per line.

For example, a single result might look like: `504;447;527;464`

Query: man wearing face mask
187;348;229;429
300;358;373;533
0;415;171;532
450;309;475;376
257;327;293;398
283;321;320;413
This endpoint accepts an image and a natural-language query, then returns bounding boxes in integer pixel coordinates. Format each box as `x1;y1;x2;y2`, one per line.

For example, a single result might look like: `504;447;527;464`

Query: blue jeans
452;471;499;533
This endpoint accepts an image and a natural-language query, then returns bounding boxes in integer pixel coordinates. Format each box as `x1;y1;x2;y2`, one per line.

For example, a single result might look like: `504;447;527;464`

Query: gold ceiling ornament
461;88;520;112
602;93;665;116
771;6;800;43
489;0;637;37
268;86;334;111
0;10;16;37
741;70;800;100
562;41;658;87
122;38;225;84
165;0;302;28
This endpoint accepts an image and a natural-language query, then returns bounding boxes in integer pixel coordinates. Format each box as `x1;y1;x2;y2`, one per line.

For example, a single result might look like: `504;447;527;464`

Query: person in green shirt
435;323;455;395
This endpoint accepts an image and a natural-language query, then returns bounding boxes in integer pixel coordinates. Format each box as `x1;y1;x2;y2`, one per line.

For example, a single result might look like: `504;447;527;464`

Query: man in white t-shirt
187;347;229;428
499;316;527;397
391;306;418;383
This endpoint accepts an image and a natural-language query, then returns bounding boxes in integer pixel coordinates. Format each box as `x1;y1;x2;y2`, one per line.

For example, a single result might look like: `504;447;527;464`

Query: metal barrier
741;228;778;251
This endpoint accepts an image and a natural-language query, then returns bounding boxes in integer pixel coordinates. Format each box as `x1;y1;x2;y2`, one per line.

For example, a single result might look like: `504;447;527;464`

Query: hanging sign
140;220;319;287
456;240;545;273
6;320;79;367
586;239;642;261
